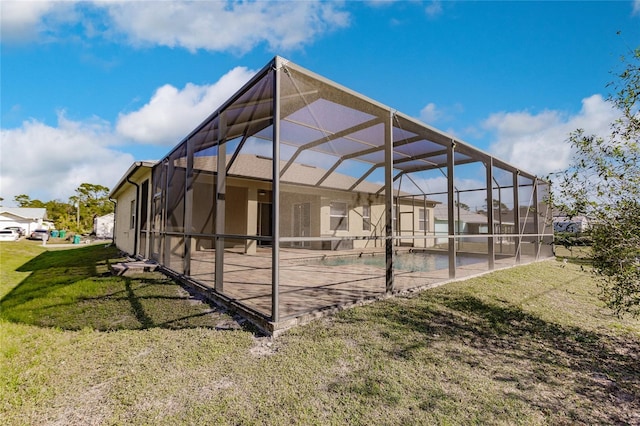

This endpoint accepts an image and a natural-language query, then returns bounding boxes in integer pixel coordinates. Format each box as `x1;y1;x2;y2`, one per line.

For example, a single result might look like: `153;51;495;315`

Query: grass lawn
1;241;638;425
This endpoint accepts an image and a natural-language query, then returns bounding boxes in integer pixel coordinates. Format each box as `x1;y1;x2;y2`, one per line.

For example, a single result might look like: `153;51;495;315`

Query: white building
0;208;50;234
93;213;115;239
553;216;590;233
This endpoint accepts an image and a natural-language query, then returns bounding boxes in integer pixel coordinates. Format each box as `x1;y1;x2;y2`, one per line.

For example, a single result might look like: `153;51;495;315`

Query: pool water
318;251;485;272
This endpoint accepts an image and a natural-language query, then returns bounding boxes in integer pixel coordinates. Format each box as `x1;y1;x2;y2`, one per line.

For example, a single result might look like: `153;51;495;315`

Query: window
362;205;371;231
130;200;136;229
419;208;429;231
330;201;348;231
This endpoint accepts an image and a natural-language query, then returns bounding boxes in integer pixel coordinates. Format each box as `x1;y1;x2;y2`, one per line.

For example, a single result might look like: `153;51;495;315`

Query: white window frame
130;199;136;230
330;201;348;231
419;208;429;231
362;204;371;231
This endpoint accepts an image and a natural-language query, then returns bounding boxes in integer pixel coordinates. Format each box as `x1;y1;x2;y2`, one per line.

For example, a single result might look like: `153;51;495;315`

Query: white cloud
633;0;640;16
0;0;78;42
0;64;261;203
1;1;350;52
0;113;133;204
425;1;443;18
102;1;349;52
419;103;442;123
116;66;256;145
419;102;463;125
484;94;619;176
0;0;55;42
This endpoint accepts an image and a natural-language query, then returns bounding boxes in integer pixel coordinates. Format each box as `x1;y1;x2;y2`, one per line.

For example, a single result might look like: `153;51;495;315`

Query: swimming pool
316;251;486;272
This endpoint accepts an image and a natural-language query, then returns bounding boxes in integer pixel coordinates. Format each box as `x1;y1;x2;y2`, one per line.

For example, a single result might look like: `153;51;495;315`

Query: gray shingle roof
193;154;385;194
0;207;47;220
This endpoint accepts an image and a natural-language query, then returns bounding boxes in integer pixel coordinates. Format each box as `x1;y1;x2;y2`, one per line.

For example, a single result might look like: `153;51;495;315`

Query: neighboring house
489;206;550;237
0;207;50;235
434;205;517;238
434;205;493;241
93;213;115;239
553;216;590;233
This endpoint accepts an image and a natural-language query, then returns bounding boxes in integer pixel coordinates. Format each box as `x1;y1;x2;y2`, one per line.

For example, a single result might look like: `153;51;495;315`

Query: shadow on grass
0;245;240;331
335;293;640;424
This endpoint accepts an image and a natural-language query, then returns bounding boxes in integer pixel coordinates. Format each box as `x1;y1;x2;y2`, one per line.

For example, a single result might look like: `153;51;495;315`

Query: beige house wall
186;176;437;253
112;168;153;257
113;184;137;255
114;169;436;257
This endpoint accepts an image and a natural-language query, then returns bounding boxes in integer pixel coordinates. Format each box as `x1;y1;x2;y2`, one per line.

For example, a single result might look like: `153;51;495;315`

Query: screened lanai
145;56;554;333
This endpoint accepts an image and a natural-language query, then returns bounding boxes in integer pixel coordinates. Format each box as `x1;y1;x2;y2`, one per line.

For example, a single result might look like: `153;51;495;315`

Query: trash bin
73;235;81;244
59;230;67;239
51;230;59;238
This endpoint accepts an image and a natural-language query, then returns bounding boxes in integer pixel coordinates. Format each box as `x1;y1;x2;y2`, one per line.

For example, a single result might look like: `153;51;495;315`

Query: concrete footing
110;259;159;276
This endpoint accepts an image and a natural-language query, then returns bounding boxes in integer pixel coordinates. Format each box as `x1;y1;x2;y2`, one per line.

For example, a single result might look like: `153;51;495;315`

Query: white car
0;229;20;241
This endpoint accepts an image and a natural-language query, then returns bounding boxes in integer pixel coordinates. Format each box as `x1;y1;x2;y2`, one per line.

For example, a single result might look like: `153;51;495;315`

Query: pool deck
185;246;539;332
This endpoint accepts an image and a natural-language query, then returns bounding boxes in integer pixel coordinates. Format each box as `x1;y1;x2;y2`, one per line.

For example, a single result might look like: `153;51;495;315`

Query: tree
13;194;45;208
45;200;76;231
554;45;640;317
477;199;509;215
8;184;112;233
454;201;470;210
68;183;113;233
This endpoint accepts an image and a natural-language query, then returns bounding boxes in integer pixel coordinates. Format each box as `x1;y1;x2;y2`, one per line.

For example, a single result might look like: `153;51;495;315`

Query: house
433;205;522;254
109;56;553;334
109;161;156;256
109;154;439;257
0;207;50;235
553;215;590;233
434;205;495;242
93;213;115;239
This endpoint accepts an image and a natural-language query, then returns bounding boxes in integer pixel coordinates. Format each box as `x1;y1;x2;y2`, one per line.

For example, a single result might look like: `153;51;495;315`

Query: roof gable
0;208;47;220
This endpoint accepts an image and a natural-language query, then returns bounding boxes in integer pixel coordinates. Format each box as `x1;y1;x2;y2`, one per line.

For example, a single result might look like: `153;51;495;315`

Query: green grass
1;240;639;425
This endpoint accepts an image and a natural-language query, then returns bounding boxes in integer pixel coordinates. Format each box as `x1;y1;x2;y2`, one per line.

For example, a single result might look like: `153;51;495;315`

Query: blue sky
1;0;639;205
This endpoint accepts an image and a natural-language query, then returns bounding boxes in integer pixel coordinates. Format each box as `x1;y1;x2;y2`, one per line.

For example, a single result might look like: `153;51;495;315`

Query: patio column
447;140;456;279
272;59;282;322
161;160;169;267
533;177;540;259
485;158;495;270
513;170;521;264
384;111;394;293
184;138;194;276
215;113;226;293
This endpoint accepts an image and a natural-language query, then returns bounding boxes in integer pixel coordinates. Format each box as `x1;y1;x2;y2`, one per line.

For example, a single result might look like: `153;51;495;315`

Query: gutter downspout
109;199;117;246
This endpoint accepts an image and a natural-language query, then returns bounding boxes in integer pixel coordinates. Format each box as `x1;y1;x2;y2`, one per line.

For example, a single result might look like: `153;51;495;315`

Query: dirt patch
250;336;277;357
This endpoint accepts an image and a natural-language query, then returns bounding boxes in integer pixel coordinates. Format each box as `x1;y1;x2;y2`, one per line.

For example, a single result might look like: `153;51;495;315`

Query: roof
111;154;440;203
173;154;436;203
0;207;47;220
433;205;491;224
190;154;387;194
108;161;157;199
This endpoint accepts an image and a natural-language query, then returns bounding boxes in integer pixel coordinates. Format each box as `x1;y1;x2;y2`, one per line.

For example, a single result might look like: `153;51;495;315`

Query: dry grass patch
1;242;639;424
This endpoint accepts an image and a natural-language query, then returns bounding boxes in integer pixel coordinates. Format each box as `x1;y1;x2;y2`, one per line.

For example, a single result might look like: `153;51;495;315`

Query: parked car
0;229;20;241
3;226;25;237
29;229;49;240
